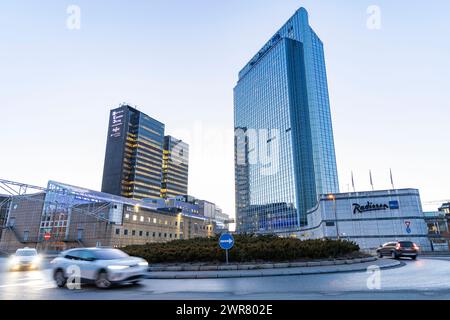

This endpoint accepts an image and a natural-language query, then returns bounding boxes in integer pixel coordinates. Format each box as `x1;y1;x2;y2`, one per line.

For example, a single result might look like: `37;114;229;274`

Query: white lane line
0;280;52;289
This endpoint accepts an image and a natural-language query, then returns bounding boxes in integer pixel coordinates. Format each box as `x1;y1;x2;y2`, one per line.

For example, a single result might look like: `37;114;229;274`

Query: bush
122;235;360;263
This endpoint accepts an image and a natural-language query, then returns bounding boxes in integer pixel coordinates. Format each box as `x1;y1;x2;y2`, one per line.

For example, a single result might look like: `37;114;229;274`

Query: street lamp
327;194;339;240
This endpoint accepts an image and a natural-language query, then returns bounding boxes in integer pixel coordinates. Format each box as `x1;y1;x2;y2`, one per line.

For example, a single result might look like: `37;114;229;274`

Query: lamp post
328;194;339;240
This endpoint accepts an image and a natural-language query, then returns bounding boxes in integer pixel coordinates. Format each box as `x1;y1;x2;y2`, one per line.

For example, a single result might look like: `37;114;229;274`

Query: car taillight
396;244;401;250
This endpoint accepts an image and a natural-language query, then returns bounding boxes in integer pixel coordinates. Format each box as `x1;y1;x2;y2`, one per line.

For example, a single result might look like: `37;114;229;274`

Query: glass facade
161;136;189;198
102;105;165;200
234;8;339;234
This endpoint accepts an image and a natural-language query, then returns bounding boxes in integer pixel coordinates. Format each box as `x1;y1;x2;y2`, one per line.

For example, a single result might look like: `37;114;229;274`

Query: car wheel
412;255;417;260
95;271;112;289
54;270;67;288
391;251;398;259
377;251;383;258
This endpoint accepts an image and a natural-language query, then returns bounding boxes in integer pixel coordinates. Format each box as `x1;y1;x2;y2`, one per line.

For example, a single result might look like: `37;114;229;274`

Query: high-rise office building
161;135;189;198
234;8;339;234
101;104;165;200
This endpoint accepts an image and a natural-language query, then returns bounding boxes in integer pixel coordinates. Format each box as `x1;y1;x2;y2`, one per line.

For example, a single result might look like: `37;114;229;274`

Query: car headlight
33;256;42;263
9;257;18;265
107;265;129;270
138;261;148;267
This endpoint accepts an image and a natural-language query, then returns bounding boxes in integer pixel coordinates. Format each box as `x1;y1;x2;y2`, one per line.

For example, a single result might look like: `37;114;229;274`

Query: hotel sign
110;109;124;138
353;201;399;214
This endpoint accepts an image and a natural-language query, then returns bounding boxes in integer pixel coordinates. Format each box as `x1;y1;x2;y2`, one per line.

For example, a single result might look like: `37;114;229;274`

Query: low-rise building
423;211;450;251
0;181;210;254
145;195;231;233
272;189;432;251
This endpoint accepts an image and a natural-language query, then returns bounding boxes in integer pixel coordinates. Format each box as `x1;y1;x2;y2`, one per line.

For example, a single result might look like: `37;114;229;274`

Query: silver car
50;248;148;289
9;248;42;271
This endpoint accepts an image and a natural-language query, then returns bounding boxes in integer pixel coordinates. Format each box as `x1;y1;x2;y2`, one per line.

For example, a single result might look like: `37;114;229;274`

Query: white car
9;248;42;271
50;248;148;289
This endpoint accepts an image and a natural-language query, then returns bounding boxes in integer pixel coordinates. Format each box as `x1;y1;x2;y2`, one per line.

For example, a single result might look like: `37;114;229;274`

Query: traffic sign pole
219;233;234;265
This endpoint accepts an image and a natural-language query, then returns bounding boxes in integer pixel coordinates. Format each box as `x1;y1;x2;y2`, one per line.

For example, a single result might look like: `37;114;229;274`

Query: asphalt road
1;256;450;300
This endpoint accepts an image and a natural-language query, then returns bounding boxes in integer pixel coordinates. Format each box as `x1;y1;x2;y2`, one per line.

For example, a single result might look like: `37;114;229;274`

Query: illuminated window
133;215;137;221
140;216;144;222
125;214;130;219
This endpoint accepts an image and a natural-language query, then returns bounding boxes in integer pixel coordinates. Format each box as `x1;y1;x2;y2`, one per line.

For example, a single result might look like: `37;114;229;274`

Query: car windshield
16;250;37;256
399;241;414;247
93;249;129;260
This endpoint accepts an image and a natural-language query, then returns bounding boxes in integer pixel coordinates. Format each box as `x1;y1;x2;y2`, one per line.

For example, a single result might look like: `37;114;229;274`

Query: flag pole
369;170;374;191
351;171;355;192
390;168;395;190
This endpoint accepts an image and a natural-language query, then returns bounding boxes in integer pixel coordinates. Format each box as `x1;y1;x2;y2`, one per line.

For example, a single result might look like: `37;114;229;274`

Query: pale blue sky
1;0;449;219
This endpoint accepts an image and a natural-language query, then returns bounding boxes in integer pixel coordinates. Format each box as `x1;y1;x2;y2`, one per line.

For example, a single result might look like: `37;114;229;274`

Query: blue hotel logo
389;200;400;209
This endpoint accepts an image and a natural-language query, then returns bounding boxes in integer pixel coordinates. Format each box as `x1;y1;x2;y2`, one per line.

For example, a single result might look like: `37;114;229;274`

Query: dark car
376;241;419;260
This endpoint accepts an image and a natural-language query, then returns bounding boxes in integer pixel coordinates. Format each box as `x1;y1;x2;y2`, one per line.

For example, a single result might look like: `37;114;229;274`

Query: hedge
122;235;360;263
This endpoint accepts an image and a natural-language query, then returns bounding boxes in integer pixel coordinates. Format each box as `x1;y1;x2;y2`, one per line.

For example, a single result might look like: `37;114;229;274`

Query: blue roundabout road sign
219;233;234;250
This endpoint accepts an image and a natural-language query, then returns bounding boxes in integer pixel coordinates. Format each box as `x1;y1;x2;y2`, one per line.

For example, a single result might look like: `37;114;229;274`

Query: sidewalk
146;258;400;279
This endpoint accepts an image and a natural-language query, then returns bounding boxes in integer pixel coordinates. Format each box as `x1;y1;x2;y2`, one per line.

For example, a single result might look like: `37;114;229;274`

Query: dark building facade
161;135;189;198
101;105;165;200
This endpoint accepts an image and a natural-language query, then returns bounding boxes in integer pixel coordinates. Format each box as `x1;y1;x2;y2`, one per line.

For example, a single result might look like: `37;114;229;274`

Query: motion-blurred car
376;241;419;260
9;248;42;271
50;247;148;289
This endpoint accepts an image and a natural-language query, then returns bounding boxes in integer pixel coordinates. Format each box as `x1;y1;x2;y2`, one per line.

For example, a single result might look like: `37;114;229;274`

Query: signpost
219;233;234;264
44;233;51;241
405;221;411;234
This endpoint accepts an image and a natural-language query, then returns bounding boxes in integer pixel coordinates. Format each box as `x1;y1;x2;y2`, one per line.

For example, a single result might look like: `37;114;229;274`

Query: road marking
0;280;54;289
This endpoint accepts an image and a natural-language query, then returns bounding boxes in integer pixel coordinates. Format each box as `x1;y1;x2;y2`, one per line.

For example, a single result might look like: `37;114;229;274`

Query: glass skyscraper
101;105;165;200
234;8;339;234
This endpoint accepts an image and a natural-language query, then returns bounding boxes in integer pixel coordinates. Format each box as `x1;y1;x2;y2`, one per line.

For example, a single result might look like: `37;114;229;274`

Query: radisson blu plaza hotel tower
234;8;339;234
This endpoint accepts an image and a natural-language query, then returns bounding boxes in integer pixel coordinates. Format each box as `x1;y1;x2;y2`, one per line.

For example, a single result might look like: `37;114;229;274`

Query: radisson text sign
353;201;399;214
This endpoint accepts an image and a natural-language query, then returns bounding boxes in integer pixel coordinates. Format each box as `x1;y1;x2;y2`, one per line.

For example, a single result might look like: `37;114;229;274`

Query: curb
146;259;399;279
146;257;391;279
148;257;377;272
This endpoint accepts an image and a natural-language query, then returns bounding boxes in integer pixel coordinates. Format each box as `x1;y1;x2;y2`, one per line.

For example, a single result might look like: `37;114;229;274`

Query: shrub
122;235;360;263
